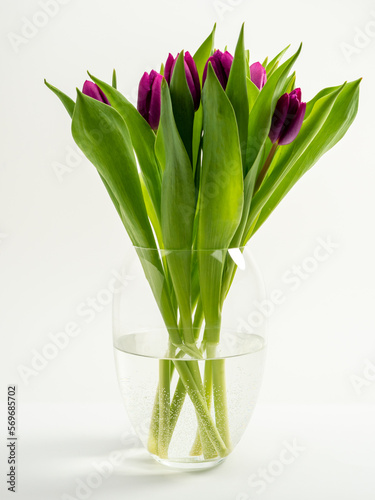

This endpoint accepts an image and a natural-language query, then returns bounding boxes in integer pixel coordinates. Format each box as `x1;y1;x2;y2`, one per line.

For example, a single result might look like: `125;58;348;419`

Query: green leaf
193;24;216;81
192;104;203;177
159;81;197;345
160;81;196;250
266;44;290;77
284;72;296;94
262;56;268;67
72;90;155;249
252;80;360;234
169;51;195;162
304;84;342;119
245;44;302;175
246;77;260;112
226;24;249;169
112;69;117;89
89;73;162;221
247;80;360;238
72;90;185;347
198;64;244;341
44;79;75;118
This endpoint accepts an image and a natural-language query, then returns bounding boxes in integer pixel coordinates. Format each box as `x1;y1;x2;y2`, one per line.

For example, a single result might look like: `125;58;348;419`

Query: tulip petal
137;72;151;122
250;62;267;90
164;53;175;84
82;81;110;105
148;71;163;130
269;93;289;143
290;87;301;102
185;51;201;109
221;51;234;80
278;101;306;145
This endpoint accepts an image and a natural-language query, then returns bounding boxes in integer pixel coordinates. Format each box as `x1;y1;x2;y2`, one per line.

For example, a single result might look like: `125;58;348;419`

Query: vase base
151;454;226;471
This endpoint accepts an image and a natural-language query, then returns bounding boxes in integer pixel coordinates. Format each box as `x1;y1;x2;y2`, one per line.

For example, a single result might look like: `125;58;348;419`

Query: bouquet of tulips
45;24;359;460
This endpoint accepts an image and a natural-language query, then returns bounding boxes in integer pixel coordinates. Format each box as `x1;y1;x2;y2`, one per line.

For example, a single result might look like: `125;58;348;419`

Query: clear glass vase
113;246;267;471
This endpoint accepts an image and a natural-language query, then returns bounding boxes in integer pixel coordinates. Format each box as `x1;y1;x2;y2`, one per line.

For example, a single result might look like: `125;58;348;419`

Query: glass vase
112;246;267;471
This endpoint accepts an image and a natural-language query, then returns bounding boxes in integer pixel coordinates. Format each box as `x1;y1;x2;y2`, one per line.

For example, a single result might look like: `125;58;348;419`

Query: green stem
254;142;278;193
207;342;232;451
190;358;217;458
157;359;171;458
169;377;187;437
147;385;160;455
173;359;228;457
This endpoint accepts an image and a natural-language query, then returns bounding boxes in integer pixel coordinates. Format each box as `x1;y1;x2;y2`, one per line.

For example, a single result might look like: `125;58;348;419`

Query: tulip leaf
251;80;360;235
245;44;302;175
155;125;166;172
159;80;197;345
192;105;203;177
284;72;296;94
72;91;155;248
198;64;244;342
226;24;249;169
72;90;187;347
44;80;75;118
160;81;196;251
112;69;117;89
89;73;162;222
304;84;342;119
193;24;216;81
245;85;344;238
266;44;290;77
170;51;195;162
246;77;260;112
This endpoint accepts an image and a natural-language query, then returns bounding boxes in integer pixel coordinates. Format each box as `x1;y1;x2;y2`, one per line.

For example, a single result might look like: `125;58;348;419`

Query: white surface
1;0;375;497
1;402;375;499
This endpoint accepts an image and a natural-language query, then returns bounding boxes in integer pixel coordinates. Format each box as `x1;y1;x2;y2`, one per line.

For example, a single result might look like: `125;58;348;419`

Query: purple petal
82;81;110;105
203;51;221;87
148;71;163;130
290;87;301;102
137;72;151;122
185;51;201;109
221;51;233;81
250;62;267;90
269;93;289;144
164;53;175;84
278;101;306;145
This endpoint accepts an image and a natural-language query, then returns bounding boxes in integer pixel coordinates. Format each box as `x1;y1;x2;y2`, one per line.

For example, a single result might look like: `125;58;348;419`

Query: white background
1;0;375;498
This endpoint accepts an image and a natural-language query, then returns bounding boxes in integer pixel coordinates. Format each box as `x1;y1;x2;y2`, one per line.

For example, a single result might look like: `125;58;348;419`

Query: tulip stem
254;143;278;192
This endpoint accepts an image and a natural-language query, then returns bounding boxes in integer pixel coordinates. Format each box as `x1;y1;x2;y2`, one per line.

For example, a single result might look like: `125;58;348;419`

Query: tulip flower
250;62;267;90
137;70;163;130
202;50;233;90
82;81;110;105
164;51;201;110
269;88;306;145
255;88;306;192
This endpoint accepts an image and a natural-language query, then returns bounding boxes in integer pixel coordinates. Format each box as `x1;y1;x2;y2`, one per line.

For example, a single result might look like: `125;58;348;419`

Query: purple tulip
202;50;233;90
82;81;110;105
164;51;201;110
137;70;163;130
269;88;306;146
250;62;267;90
